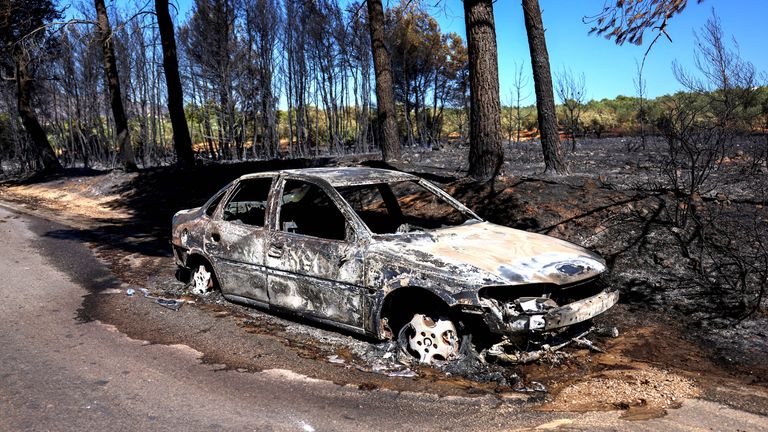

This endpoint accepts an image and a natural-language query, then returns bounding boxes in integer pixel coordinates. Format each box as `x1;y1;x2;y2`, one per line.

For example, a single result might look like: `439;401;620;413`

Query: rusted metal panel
263;176;367;328
372;222;605;287
265;231;366;328
206;220;269;302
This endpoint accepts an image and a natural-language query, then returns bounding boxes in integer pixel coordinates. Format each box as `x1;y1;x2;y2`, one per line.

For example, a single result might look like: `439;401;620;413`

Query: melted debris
483;328;610;365
125;286;187;311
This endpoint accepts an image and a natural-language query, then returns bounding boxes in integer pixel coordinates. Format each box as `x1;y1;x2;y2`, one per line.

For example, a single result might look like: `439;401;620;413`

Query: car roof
239;167;419;187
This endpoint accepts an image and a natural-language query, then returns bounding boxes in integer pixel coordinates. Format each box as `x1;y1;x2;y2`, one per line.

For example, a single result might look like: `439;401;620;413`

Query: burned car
171;168;618;363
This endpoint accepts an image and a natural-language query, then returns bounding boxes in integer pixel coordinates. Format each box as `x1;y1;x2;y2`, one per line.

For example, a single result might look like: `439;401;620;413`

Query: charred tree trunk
94;0;137;172
16;60;62;173
263;82;277;158
366;0;401;161
0;4;61;174
522;0;567;175
464;0;503;182
155;0;195;168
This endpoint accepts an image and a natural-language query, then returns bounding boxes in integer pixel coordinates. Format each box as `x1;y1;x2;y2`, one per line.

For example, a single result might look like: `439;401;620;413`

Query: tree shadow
14;159;339;262
1;167;107;186
42;223;172;258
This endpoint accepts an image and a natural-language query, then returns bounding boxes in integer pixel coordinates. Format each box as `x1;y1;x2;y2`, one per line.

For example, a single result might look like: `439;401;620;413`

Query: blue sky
150;0;767;102
430;0;768;101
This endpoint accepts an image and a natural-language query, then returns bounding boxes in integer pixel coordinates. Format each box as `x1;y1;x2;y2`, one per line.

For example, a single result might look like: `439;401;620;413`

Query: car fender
368;272;463;338
380;276;460;306
184;247;217;273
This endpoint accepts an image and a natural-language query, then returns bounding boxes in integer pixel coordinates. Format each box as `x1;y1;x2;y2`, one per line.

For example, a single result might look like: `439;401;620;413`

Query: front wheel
397;313;461;364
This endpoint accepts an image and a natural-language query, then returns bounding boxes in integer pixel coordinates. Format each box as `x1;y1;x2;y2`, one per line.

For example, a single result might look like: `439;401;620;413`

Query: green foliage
497;86;768;140
385;2;469;144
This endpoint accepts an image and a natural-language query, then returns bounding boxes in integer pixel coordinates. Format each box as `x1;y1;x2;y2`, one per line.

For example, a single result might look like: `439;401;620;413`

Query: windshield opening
336;180;475;234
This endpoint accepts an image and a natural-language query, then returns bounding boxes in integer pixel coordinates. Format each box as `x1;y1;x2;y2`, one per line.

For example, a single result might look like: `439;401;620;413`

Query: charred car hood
371;222;605;287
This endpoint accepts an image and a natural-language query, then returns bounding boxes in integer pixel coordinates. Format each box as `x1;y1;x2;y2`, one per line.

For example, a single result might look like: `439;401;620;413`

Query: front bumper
481;288;620;333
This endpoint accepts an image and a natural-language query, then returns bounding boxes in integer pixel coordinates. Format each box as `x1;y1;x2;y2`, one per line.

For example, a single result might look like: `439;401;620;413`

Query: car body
171;168;618;362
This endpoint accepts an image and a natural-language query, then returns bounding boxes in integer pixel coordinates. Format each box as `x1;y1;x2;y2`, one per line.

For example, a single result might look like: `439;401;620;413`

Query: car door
205;176;273;303
265;177;366;328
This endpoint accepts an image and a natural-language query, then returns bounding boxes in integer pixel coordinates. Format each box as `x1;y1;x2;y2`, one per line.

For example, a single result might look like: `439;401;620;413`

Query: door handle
211;232;221;242
268;243;284;258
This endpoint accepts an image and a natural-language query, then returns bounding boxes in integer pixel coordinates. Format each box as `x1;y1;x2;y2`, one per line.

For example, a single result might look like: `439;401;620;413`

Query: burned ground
1;137;767;417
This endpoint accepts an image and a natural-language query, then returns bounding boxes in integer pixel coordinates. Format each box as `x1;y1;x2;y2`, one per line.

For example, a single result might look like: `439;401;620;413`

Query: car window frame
213;175;275;228
335;183;401;235
202;182;233;219
271;175;366;243
334;178;484;236
416;178;483;221
217;175;275;230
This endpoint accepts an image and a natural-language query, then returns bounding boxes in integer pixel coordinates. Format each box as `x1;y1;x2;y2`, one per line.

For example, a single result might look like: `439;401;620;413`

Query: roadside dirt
2;140;767;418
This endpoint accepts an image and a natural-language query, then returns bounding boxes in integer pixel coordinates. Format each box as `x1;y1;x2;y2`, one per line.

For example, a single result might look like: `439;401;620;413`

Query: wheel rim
190;264;212;295
402;314;459;364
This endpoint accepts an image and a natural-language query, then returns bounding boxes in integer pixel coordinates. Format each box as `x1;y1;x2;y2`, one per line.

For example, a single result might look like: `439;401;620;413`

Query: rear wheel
189;264;213;295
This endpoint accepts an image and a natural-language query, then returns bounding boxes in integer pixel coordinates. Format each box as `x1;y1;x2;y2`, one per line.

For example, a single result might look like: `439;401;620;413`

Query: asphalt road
1;205;766;431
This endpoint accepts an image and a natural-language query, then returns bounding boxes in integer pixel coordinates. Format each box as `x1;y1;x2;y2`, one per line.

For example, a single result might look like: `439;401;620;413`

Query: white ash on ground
546;367;700;412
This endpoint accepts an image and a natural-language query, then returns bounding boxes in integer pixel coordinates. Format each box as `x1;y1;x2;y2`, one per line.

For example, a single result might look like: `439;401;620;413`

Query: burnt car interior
279;180;347;240
337;181;471;234
222;177;272;226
